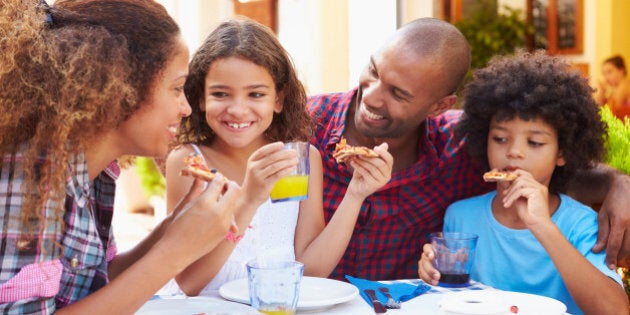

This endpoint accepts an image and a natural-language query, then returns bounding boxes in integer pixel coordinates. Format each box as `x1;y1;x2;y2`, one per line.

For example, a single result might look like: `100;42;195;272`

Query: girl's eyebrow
207;84;272;90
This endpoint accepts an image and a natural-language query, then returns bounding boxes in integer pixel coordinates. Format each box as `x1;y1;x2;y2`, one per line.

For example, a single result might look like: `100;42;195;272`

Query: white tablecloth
298;279;494;314
140;279;494;315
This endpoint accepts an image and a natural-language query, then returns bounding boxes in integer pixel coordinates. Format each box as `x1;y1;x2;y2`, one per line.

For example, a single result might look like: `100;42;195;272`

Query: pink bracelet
225;225;252;243
225;231;244;243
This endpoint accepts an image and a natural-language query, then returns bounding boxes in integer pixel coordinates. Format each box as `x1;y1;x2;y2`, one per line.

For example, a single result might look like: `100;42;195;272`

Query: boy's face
487;117;566;187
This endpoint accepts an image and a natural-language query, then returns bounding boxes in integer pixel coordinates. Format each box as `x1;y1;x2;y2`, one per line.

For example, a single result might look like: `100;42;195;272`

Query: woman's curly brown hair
178;17;312;145
0;0;180;247
456;50;607;193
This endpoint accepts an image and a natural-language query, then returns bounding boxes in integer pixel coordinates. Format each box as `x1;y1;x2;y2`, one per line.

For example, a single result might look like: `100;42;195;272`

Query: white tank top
158;144;299;296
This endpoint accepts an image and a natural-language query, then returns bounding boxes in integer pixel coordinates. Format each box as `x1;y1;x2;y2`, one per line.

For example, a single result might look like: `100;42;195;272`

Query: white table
293;279;494;315
139;279;494;314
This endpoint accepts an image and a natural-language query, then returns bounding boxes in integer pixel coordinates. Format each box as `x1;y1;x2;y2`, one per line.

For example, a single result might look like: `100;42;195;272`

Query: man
308;17;630;280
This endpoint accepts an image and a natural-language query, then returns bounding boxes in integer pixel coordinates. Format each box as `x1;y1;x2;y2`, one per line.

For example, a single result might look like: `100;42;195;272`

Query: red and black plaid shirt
308;88;492;281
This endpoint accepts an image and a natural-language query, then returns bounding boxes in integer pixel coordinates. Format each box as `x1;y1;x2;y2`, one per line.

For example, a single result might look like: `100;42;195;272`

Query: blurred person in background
596;55;630;120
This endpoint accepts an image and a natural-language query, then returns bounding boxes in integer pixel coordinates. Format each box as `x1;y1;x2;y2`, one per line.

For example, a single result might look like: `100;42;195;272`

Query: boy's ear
274;91;284;113
428;95;457;117
556;151;566;167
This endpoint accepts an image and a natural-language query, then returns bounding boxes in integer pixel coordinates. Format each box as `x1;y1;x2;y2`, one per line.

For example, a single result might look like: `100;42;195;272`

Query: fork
378;287;401;309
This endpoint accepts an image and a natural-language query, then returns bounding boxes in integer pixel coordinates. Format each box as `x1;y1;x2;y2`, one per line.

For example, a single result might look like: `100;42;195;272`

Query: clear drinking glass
270;142;310;203
430;232;478;288
247;260;304;315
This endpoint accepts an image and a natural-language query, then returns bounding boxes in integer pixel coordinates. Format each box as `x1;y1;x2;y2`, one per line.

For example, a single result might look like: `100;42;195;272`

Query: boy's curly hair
178;17;312;145
456;50;606;193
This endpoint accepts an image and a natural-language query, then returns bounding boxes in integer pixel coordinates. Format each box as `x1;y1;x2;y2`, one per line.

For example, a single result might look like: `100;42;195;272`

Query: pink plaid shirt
0;148;119;314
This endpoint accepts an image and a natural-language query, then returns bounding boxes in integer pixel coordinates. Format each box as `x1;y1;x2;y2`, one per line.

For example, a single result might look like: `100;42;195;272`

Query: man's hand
592;173;630;269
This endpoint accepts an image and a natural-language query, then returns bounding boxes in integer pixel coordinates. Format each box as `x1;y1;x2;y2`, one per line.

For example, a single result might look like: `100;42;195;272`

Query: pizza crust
180;153;218;181
332;137;379;163
483;170;518;182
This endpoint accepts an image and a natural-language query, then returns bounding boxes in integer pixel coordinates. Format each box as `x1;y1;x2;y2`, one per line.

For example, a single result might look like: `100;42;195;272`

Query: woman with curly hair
0;0;240;313
162;18;393;296
418;51;629;314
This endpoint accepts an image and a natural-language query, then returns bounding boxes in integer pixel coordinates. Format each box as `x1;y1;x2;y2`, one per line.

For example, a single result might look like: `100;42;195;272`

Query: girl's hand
418;243;440;285
346;142;393;198
241;142;298;204
501;170;551;228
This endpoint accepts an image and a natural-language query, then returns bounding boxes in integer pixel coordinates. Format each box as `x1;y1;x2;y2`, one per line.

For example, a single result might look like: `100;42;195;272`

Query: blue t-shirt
444;191;622;315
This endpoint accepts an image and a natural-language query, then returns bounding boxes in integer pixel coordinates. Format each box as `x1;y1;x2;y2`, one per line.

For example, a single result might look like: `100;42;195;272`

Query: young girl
0;1;240;313
164;18;393;296
417;51;629;314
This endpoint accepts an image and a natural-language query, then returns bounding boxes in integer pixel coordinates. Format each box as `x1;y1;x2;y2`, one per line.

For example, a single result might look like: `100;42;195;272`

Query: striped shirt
308;88;492;281
0;148;118;314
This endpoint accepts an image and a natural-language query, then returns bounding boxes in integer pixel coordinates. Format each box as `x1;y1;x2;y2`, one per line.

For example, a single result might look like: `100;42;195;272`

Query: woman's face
117;37;191;157
202;56;281;149
602;61;626;87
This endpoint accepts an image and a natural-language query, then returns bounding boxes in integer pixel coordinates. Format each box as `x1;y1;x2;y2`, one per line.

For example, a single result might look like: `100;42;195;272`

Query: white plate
219;276;359;311
136;296;260;315
439;290;567;315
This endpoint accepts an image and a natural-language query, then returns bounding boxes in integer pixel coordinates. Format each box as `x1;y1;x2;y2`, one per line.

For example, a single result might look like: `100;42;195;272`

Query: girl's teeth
227;122;250;129
168;126;178;133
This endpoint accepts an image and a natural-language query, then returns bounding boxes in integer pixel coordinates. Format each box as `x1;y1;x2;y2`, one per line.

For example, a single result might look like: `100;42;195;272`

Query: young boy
417;51;629;315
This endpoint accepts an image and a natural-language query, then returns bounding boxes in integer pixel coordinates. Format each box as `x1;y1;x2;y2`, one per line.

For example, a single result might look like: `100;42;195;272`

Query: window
233;0;277;33
528;0;583;55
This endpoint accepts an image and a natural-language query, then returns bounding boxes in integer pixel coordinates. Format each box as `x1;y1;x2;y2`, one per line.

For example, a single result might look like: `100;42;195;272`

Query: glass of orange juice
270;142;309;203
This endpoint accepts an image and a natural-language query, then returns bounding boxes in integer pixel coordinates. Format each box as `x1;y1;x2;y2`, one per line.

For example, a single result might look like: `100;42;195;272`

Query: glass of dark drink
430;232;478;288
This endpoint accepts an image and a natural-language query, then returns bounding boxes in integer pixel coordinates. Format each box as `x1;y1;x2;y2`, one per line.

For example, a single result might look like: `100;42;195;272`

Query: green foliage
454;1;533;84
135;157;166;198
600;106;630;175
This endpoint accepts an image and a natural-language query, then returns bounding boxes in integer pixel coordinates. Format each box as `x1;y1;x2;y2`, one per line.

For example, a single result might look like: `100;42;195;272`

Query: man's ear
428;95;457;117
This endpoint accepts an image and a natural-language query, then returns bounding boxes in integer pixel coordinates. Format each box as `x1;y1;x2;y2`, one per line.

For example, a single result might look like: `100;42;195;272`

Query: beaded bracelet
225;231;244;243
225;225;252;243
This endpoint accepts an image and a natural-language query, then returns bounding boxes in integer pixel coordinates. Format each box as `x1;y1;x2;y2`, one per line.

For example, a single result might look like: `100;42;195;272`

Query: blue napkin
345;275;431;307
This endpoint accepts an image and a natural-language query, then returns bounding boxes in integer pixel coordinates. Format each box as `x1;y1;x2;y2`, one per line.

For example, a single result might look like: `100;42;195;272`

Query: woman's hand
346;142;393;198
418;243;440;285
159;174;241;268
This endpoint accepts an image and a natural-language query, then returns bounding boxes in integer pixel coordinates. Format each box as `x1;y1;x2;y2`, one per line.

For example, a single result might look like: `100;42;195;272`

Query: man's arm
566;164;630;268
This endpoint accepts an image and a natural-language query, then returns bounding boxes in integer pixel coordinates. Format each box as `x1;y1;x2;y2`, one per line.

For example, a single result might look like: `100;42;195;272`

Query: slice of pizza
332;137;379;163
180;153;218;182
483;170;518;182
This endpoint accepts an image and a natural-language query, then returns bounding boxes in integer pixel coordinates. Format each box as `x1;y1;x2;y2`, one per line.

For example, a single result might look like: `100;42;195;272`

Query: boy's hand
417;243;440;285
501;170;552;228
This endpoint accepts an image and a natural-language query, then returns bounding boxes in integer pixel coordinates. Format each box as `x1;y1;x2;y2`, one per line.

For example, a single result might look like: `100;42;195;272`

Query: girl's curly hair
0;0;180;248
456;50;606;193
178;17;312;145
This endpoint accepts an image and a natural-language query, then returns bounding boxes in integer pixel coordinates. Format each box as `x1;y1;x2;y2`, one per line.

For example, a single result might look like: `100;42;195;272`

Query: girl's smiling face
203;56;281;149
487;116;566;187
